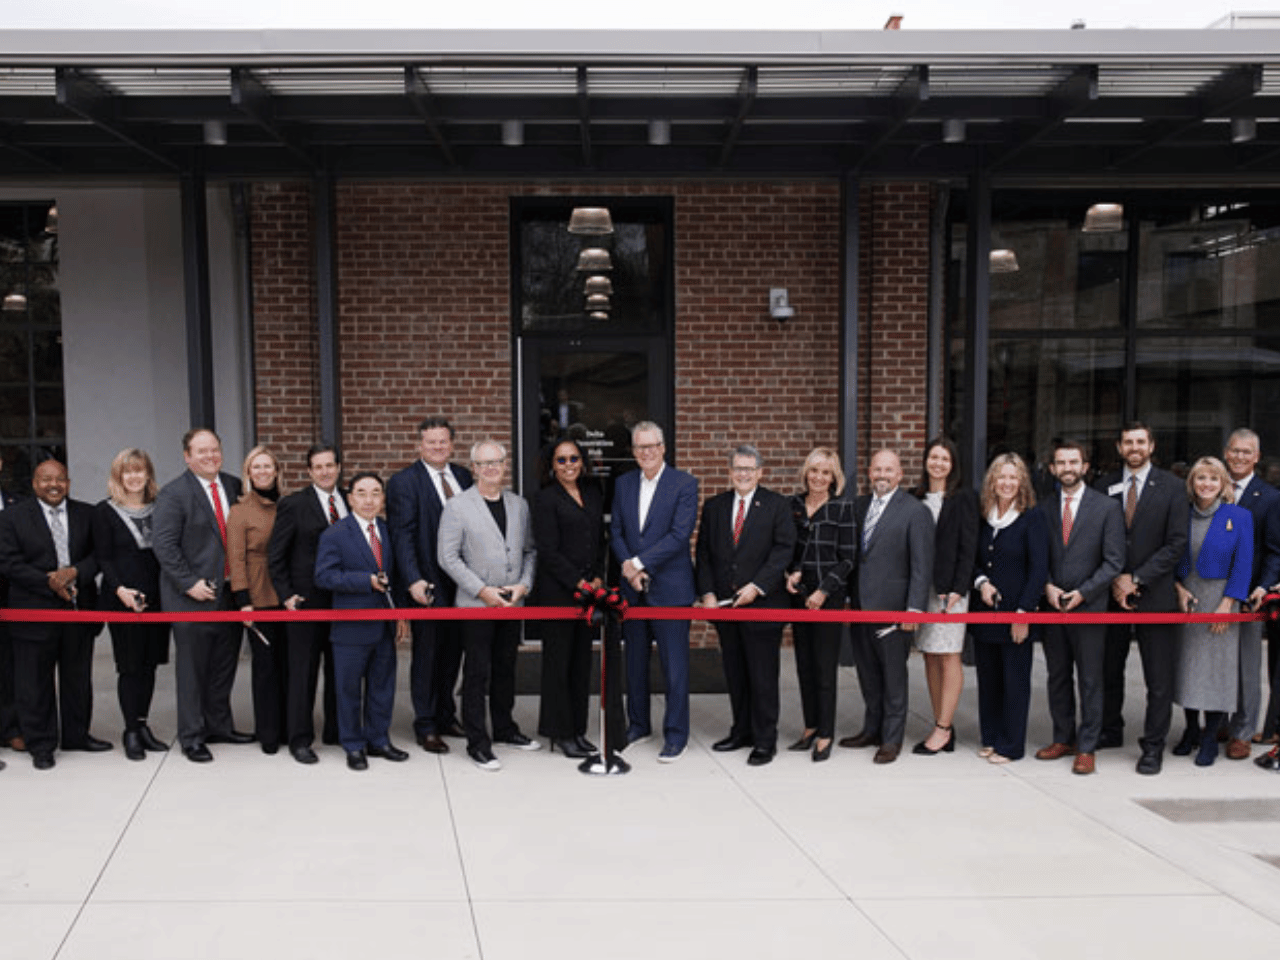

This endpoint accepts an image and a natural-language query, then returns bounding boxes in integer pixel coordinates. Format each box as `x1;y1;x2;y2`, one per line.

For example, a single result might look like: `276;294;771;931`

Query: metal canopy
1;28;1278;180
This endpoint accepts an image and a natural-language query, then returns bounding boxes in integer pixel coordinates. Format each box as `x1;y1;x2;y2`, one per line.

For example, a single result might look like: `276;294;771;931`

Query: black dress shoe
367;743;409;762
712;734;750;752
1254;747;1280;771
261;742;280;756
812;739;833;762
1136;748;1163;775
787;732;817;752
63;734;112;752
123;730;146;761
183;744;213;763
420;734;450;754
346;750;368;771
747;747;775;766
137;725;168;752
291;746;319;765
552;737;591;759
206;730;254;745
32;751;55;770
838;730;881;749
442;720;467;738
1097;730;1123;750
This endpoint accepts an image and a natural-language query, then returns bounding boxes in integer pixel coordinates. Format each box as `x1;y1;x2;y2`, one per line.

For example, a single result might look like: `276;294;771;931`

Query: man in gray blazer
841;449;934;764
437;440;537;771
152;428;250;762
1035;440;1125;775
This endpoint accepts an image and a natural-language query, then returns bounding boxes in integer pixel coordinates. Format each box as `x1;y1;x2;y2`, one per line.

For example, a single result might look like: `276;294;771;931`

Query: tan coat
227;489;280;608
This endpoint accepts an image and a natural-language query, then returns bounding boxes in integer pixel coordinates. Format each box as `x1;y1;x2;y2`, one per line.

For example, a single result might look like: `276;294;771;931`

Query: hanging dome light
576;248;613;271
584;275;614;297
585;294;611;311
568;207;614;235
1082;203;1124;233
989;249;1020;273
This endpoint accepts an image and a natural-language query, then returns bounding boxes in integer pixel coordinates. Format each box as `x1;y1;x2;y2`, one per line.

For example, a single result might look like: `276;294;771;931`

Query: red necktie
1062;494;1074;545
368;522;383;570
210;481;229;577
732;497;745;546
328;494;339;524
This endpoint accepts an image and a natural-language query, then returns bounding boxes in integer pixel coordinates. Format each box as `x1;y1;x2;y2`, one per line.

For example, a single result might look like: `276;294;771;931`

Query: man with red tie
152;428;251;762
267;443;348;764
695;445;795;766
315;472;408;771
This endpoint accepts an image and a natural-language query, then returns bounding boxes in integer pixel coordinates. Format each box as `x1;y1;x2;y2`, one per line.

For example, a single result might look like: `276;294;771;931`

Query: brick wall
248;178;932;641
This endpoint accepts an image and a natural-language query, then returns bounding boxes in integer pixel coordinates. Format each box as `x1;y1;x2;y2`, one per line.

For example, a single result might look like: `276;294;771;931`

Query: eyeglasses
555;455;581;465
474;459;505;469
633;443;663;453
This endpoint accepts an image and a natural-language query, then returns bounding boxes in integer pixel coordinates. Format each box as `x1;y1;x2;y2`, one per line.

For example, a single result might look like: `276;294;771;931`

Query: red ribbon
0;606;1269;625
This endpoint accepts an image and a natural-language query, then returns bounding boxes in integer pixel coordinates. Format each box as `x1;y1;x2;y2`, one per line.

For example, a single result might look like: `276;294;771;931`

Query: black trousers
1103;621;1175;751
791;593;844;740
974;638;1034;760
249;618;287;749
850;624;911;746
108;619;170;732
1042;621;1106;753
410;619;464;736
716;620;783;751
538;617;592;739
10;621;95;755
0;624;21;742
283;618;338;749
1261;619;1280;739
461;619;521;752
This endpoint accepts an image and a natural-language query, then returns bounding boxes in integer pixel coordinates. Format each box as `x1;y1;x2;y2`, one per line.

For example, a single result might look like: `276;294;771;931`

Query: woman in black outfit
785;447;856;762
93;448;170;760
532;437;605;758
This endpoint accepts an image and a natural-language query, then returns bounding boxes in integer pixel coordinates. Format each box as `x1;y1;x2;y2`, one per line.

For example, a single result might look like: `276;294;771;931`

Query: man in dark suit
0;459;105;769
152;428;250;762
314;471;409;771
610;420;699;763
1097;421;1188;775
1034;440;1125;775
387;415;473;754
267;443;347;764
1222;428;1280;759
0;455;22;757
696;444;796;766
841;448;934;764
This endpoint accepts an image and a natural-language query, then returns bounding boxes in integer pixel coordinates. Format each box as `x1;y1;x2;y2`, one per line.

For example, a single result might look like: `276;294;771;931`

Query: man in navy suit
1035;440;1125;775
152;428;251;762
387;416;473;754
267;443;347;764
696;444;795;766
1221;428;1280;759
610;420;698;762
1096;421;1188;775
0;459;105;769
314;471;408;771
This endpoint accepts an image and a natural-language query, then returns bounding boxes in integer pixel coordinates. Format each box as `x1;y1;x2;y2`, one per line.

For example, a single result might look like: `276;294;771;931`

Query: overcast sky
3;1;1254;31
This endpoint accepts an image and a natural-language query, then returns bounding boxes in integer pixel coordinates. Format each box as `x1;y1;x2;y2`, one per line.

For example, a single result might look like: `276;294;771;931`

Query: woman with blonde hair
93;448;171;759
226;445;286;754
971;452;1049;763
1171;456;1253;766
784;447;856;762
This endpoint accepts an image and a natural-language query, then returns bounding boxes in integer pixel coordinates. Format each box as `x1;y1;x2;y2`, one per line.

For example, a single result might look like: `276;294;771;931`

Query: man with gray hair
695;444;795;766
1219;428;1280;759
610;421;698;762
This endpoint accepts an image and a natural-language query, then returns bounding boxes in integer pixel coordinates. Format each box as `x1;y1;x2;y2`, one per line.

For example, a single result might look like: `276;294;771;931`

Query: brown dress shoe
839;731;881;749
420;734;450;754
1035;742;1075;761
1226;738;1251;760
872;743;901;764
1071;752;1096;775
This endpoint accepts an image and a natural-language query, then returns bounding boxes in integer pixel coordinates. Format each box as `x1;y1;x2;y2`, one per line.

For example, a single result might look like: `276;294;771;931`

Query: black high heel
811;738;832;762
912;723;955;756
788;731;818;752
574;734;598;754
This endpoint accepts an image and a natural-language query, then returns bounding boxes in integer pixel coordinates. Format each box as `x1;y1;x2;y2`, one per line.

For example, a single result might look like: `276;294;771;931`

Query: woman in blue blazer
314;472;408;771
1171;456;1253;766
971;453;1049;763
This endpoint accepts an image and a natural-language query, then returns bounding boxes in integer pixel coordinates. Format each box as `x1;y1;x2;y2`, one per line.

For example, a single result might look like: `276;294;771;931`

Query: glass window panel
0;386;30;435
0;330;27;382
1134;335;1280;470
520;218;668;334
986;337;1125;474
31;330;62;385
1137;202;1280;331
34;386;64;438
